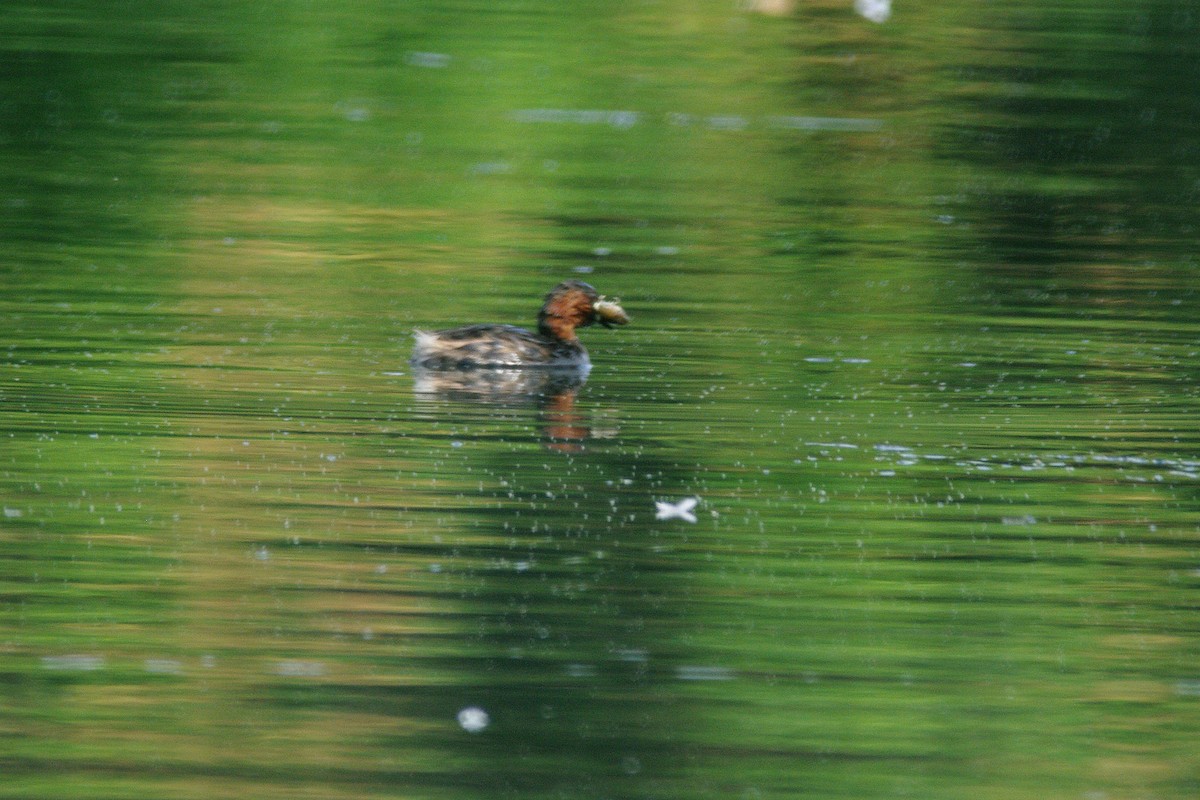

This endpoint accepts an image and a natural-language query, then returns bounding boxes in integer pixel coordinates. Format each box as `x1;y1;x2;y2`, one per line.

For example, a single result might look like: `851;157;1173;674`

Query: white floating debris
457;706;490;733
467;161;512;175
707;115;748;130
767;115;883;132
675;665;735;681
405;51;451;68
144;658;183;675
511;109;640;128
854;0;892;24
338;102;371;122
613;648;649;663
42;654;105;671
655;497;699;523
273;660;326;677
565;663;598;678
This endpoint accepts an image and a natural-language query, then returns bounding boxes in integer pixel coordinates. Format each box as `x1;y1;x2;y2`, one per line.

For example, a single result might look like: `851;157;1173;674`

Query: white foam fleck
457;706;490;733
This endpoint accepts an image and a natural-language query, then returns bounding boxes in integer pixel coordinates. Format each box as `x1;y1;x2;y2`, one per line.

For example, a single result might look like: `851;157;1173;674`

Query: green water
3;2;1200;798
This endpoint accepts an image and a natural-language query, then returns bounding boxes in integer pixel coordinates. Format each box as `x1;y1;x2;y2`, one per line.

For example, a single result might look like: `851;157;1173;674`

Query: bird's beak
594;298;630;329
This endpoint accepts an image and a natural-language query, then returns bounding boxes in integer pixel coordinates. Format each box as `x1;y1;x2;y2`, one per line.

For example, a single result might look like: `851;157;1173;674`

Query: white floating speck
457;706;490;733
655;497;699;523
766;115;883;132
614;648;649;663
273;660;326;677
707;115;748;131
565;663;598;678
406;51;451;68
675;665;735;681
42;654;105;671
468;161;512;175
855;0;892;24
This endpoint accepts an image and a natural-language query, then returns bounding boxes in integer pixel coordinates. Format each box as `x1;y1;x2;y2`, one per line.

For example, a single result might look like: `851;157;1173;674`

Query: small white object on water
405;51;451;69
675;664;735;681
655;497;699;523
41;654;105;672
273;660;326;678
855;0;891;23
457;706;490;733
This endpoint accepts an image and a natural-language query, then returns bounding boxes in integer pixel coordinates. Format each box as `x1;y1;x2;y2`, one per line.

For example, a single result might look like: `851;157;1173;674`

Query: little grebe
410;280;629;369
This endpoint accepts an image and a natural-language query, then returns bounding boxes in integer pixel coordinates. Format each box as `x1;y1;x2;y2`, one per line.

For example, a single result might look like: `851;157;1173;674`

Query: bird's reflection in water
410;365;607;453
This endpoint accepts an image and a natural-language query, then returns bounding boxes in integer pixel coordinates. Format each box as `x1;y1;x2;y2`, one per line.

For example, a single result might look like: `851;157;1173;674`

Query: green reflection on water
3;1;1200;798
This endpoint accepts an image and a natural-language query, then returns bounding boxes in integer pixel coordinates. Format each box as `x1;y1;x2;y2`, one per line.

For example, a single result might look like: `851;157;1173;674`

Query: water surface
3;2;1200;798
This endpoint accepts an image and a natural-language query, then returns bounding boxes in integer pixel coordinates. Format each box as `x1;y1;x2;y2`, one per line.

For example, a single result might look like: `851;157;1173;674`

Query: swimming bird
410;280;629;369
